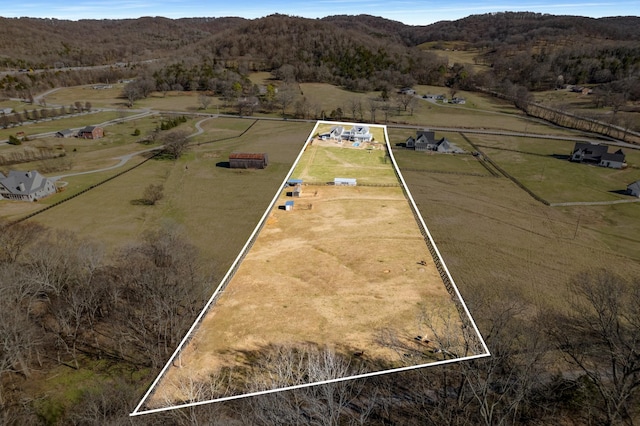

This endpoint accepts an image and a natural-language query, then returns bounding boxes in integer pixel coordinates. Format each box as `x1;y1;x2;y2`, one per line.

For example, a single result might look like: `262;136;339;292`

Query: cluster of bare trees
0;221;212;422
1;214;638;424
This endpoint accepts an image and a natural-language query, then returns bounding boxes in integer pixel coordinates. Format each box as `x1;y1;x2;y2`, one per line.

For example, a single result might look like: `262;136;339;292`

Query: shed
287;179;303;186
229;152;269;169
627;180;640;197
285;201;294;211
334;178;357;186
293;184;302;197
56;129;74;138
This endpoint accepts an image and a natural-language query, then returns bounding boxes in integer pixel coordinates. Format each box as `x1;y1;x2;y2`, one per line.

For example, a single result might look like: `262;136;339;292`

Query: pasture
149;128;475;407
2;83;638;413
23;119;313;268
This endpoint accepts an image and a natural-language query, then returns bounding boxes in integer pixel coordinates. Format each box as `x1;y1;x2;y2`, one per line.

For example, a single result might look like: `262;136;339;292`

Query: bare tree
142;183;164;205
546;270;640;426
277;83;298;118
198;93;212;110
244;344;372;426
367;97;379;123
0;221;45;264
161;129;191;160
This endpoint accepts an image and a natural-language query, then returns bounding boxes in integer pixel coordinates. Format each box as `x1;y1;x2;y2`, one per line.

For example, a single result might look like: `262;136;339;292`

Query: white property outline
130;120;490;417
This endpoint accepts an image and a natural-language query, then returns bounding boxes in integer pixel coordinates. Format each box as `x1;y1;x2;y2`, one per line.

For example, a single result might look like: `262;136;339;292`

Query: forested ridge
1;13;639;91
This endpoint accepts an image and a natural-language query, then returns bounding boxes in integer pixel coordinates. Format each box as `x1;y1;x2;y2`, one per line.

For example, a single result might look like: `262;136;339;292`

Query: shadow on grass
549;154;571;160
609;189;632;196
130;199;154;206
216;161;231;168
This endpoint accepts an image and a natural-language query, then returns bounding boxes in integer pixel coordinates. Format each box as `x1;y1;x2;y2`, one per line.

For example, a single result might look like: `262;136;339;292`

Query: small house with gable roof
627;180;640;197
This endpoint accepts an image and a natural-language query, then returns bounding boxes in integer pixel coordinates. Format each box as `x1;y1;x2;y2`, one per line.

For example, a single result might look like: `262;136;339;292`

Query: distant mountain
1;12;638;69
0;12;638;98
409;12;640;45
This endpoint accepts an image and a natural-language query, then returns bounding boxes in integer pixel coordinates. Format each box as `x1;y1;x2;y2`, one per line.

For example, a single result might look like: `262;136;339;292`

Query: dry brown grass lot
149;131;473;407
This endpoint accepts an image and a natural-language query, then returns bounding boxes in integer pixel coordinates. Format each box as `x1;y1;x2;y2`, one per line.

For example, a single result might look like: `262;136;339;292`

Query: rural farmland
141;122;486;411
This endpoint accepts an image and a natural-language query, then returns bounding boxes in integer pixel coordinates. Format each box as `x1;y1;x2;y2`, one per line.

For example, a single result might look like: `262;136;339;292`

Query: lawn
292;142;397;185
43;84;129;109
0;110;137;142
464;134;640;203
24;118;314;268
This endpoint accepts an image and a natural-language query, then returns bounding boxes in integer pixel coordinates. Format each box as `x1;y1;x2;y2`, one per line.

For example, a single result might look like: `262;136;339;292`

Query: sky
2;0;639;25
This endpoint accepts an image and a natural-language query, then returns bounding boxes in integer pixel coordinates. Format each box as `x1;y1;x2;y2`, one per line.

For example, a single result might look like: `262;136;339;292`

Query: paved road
50;146;162;182
549;199;640;207
49;116;214;181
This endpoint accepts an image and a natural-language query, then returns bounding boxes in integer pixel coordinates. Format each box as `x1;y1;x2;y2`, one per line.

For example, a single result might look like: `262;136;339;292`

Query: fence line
8;151;162;226
385;142;487;354
459;133;550;205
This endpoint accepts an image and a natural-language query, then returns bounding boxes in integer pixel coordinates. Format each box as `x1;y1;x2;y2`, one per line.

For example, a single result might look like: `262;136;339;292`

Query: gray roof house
627;180;640;197
570;143;626;169
319;126;345;140
342;125;372;142
570;143;608;163
408;129;464;153
599;150;626;169
0;170;56;202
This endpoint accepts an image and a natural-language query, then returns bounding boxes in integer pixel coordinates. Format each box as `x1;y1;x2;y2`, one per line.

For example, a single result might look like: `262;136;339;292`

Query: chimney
18;182;26;192
26;171;32;178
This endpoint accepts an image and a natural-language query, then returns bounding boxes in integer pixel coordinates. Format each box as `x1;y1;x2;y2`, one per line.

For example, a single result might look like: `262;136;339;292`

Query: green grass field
0;111;138;141
27;118;313;270
463;134;640;203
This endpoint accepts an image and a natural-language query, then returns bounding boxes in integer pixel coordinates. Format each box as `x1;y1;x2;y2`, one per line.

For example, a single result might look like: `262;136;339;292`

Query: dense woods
2;13;639;97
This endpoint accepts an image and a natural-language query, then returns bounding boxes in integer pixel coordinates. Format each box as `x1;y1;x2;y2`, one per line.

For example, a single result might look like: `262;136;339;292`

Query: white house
342;125;372;142
319;126;345;140
0;170;56;202
627;180;640;197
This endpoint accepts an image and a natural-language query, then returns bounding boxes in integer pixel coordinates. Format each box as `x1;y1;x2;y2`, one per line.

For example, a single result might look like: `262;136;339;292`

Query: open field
4;90;639;418
0;110;138;141
464;133;640;203
148;127;475;408
417;43;489;73
23;119;313;268
43;84;130;109
396;166;640;312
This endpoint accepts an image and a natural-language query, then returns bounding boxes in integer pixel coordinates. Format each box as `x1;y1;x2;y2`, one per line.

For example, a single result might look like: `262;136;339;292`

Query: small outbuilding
229;152;269;169
334;178;357;186
56;129;74;138
284;201;294;211
627;180;640;197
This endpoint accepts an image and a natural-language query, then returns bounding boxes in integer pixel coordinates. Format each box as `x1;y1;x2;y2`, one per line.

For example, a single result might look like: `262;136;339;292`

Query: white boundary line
383;125;490;357
130;120;490;416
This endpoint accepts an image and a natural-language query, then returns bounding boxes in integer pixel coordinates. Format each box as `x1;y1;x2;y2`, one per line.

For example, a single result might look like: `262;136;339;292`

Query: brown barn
77;126;104;139
229;152;269;169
